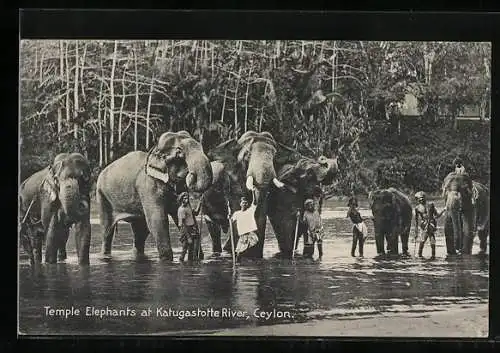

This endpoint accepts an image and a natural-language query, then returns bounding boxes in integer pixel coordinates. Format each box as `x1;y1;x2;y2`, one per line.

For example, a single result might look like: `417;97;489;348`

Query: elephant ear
236;139;254;164
144;132;184;184
210;161;226;184
43;155;68;203
275;142;306;167
209;139;239;165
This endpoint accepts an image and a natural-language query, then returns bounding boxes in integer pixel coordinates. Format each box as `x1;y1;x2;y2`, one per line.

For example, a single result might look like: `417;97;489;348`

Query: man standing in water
177;192;204;262
302;199;324;260
347;196;369;258
414;191;445;260
230;196;259;262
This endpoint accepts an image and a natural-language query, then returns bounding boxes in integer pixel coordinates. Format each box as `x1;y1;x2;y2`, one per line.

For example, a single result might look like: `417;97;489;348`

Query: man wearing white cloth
231;196;259;262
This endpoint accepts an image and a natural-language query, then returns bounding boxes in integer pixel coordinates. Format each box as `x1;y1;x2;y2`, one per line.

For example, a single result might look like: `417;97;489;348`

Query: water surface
18;201;489;335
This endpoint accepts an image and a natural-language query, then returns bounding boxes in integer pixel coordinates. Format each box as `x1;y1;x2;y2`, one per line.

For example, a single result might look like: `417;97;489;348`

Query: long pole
292;211;300;260
227;200;236;269
197;208;203;261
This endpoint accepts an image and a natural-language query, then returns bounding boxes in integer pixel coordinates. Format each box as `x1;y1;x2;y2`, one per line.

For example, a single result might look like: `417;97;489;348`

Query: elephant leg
206;220;222;255
142;204;173;261
444;216;455;255
401;230;410;255
384;233;392;253
130;218;149;259
73;219;91;265
462;212;474;255
98;190;115;256
32;231;44;265
20;230;35;267
57;227;70;262
45;215;64;264
478;229;488;254
453;213;463;253
375;231;384;255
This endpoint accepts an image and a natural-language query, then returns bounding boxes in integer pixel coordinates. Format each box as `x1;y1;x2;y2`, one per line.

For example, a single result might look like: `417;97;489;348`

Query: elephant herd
19;130;340;267
368;176;490;258
18;129;489;268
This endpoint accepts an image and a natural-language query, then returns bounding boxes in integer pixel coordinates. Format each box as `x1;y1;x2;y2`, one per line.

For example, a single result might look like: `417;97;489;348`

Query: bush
371;149;490;195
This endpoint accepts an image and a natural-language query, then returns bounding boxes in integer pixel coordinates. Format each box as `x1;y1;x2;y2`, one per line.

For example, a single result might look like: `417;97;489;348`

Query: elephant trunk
446;190;464;252
183;142;213;193
59;178;88;221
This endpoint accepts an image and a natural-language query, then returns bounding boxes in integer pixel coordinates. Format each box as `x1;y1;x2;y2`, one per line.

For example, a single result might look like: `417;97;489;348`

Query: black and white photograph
18;39;490;336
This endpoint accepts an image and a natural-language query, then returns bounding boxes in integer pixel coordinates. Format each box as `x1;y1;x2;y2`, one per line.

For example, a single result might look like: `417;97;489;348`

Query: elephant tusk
272;177;285;188
246;175;255;191
185;172;196;189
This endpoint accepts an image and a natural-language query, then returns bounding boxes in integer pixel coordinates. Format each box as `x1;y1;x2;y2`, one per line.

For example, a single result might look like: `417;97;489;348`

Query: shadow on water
18;213;489;335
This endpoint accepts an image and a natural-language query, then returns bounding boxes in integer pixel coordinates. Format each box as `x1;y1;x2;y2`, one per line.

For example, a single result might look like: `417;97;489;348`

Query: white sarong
354;221;368;239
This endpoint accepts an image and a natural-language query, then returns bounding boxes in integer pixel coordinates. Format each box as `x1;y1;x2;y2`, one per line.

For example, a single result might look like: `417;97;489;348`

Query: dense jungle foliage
19;40;491;197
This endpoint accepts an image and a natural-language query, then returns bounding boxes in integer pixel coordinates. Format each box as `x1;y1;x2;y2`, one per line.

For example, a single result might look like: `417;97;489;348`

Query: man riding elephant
19;153;92;266
96;130;213;262
368;187;413;257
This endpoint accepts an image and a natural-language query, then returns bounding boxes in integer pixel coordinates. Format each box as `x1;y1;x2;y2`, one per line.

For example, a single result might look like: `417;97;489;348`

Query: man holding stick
228;196;259;263
177;192;204;262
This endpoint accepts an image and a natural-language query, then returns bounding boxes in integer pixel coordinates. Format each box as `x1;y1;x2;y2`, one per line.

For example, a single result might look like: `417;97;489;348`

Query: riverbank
201;305;488;337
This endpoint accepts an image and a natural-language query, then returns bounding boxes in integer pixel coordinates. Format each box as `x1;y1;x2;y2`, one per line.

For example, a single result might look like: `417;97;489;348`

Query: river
18;201;489;336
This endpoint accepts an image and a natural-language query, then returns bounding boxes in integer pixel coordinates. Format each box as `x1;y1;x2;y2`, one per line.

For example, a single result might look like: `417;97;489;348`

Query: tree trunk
109;40;118;160
244;65;252;133
98;47;105;167
146;59;157;149
331;41;337;96
221;88;227;122
65;41;70;123
73;40;79;139
39;48;44;83
133;47;139;151
80;42;87;101
57;41;64;139
118;60;127;143
234;65;242;136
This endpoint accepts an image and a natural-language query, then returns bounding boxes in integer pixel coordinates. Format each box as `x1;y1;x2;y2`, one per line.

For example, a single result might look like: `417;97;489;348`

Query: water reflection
19;216;489;335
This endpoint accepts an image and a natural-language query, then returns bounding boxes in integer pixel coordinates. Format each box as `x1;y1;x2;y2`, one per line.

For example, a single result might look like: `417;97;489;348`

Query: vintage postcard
18;37;490;336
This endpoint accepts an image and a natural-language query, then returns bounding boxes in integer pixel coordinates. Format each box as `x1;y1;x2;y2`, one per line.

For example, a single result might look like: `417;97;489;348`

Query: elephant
472;181;490;254
368;187;413;256
199;137;339;259
266;146;339;258
197;131;287;259
442;172;490;255
96;130;213;262
19;152;92;266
